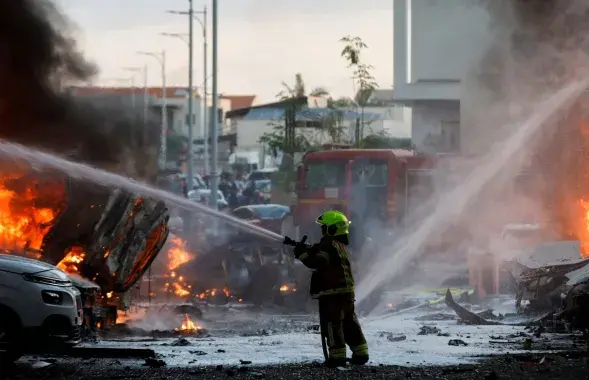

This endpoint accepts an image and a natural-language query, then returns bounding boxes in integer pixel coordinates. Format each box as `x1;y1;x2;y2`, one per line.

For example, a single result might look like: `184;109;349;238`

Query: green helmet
315;210;351;236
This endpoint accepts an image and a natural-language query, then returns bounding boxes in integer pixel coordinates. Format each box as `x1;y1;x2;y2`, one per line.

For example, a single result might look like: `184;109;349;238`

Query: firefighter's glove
293;243;310;259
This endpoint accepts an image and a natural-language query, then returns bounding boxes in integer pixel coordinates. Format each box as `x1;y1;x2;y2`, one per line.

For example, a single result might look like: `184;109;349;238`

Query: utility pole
166;5;208;179
210;0;219;210
188;0;194;191
202;5;208;177
138;51;168;170
161;50;168;170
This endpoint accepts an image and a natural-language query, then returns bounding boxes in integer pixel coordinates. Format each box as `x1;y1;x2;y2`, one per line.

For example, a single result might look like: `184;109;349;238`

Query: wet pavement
6;352;589;380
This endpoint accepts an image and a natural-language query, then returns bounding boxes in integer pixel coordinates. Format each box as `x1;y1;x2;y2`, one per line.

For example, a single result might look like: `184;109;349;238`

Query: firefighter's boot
324;357;347;368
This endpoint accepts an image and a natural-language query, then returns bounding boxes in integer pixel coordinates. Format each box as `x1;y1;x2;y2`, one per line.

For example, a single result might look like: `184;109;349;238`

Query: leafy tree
277;73;329;100
340;36;378;141
260;73;347;159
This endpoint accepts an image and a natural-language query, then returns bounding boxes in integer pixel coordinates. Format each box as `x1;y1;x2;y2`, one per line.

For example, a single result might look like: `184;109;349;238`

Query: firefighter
293;210;369;367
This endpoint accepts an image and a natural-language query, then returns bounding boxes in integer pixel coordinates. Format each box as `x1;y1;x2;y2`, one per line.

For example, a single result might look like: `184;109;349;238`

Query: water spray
355;78;589;312
0;141;284;243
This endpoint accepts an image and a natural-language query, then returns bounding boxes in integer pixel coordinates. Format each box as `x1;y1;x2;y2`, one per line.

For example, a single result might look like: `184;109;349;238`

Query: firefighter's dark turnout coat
297;236;369;362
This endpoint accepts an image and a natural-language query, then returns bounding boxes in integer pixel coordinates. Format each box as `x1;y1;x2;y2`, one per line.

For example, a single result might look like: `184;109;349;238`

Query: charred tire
243;264;281;306
0;306;23;363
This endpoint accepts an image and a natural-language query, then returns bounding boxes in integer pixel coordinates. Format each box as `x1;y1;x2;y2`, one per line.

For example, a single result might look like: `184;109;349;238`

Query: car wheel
0;312;22;363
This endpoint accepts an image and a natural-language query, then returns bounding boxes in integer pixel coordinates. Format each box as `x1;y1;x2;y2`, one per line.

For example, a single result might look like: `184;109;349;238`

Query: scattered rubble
170;338;191;346
418;326;442;335
379;332;407;342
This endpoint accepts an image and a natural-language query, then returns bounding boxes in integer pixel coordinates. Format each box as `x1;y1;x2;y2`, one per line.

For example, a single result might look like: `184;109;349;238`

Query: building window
441;121;460;152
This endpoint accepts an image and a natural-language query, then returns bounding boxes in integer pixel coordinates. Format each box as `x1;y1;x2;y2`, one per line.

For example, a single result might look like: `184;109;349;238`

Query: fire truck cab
284;148;435;248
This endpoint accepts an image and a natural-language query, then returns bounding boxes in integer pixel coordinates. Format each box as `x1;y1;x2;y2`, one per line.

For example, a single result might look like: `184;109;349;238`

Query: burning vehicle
0;164;169;314
155;229;301;307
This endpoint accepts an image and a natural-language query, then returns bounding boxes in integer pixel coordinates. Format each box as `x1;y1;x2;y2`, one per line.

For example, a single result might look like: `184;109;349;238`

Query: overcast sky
57;0;394;102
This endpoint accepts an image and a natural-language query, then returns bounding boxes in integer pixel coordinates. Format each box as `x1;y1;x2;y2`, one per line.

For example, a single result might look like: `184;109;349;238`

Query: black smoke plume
0;0;160;180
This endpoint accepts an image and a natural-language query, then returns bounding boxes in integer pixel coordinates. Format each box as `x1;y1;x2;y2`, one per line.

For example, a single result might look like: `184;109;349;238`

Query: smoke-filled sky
56;0;394;102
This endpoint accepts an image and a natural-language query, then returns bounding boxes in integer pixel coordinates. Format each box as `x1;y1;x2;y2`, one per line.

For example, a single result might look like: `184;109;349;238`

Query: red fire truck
282;147;437;248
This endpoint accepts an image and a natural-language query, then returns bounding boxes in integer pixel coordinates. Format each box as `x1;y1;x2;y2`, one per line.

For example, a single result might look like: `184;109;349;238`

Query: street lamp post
167;4;208;185
210;0;219;210
138;51;167;170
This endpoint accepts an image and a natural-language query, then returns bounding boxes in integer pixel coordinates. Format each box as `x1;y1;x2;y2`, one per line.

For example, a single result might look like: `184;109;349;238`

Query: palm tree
277;73;329;100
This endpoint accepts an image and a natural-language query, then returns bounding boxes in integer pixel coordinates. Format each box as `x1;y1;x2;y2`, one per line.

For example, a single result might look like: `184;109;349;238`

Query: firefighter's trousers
318;293;368;361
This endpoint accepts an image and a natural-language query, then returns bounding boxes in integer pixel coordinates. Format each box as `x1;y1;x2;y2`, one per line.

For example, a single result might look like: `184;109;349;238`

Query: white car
0;254;83;361
187;189;229;210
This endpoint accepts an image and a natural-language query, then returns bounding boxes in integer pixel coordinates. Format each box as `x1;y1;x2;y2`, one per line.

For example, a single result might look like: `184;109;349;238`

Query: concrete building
393;0;491;154
364;89;412;138
69;86;256;172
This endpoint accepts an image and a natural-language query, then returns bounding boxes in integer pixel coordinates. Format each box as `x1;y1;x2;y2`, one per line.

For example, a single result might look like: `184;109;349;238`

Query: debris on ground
171;338;191;346
143;358;166;368
448;339;468;346
418;325;441;335
381;332;407;342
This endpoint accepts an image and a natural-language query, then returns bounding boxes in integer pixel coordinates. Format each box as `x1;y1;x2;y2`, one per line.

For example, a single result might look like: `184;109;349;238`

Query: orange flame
173;282;190;297
175;314;200;332
197;287;231;300
0;171;64;256
167;236;193;270
57;246;86;273
280;284;296;292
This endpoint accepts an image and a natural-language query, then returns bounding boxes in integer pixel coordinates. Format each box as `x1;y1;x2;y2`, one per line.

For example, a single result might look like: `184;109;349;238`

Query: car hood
0;254;69;279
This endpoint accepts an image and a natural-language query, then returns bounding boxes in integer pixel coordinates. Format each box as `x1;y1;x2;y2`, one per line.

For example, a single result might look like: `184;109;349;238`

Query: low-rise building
68;86;256;172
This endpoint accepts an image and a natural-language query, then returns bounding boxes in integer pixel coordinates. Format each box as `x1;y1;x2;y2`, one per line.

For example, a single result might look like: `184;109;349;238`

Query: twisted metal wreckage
445;239;589;331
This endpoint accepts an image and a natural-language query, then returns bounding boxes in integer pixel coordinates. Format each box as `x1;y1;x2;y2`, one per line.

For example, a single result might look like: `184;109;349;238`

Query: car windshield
254;206;288;219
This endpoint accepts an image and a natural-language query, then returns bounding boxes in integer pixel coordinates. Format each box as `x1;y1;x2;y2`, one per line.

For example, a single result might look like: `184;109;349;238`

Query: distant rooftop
366;89;396;105
242;107;383;121
67;86;257;110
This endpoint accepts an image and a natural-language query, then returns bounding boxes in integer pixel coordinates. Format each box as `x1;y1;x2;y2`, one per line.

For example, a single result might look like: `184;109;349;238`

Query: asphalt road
4;352;588;380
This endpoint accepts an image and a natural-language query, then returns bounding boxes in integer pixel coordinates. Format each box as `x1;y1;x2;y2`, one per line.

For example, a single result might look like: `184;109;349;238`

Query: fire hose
283;235;329;362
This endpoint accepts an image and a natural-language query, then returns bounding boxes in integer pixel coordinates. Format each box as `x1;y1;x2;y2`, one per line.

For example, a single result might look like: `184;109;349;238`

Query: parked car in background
179;173;207;190
247;168;278;181
0;254;83;362
188;189;229;210
232;204;290;234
